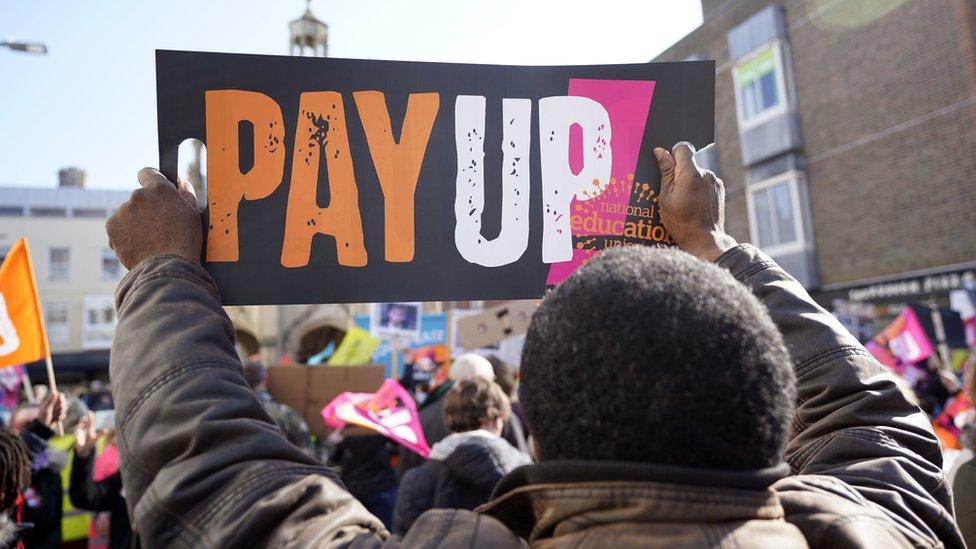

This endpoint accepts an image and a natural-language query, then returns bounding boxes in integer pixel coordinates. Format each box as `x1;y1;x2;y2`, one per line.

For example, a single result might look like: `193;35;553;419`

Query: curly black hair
519;246;796;469
0;427;29;512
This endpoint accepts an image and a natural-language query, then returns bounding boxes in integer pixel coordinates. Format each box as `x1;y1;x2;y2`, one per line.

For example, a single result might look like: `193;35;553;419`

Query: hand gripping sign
321;378;431;458
157;51;714;304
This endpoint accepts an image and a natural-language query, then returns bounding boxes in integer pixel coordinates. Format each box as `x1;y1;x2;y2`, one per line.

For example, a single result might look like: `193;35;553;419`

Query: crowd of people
0;143;971;547
0;382;130;549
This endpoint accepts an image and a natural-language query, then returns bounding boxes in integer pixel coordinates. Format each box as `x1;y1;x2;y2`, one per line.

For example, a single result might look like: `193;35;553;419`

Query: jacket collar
479;460;790;542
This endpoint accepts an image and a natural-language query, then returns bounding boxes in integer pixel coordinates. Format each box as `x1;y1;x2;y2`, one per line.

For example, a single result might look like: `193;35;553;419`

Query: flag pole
21;371;36;403
390;335;400;379
21;238;61;434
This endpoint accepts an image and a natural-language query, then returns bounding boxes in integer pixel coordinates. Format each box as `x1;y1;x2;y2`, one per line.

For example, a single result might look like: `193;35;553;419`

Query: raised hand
653;143;737;263
106;168;202;269
74;411;99;457
38;390;66;428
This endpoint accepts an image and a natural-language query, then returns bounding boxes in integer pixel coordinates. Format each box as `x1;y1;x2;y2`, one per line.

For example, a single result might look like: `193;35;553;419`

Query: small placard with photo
371;302;422;341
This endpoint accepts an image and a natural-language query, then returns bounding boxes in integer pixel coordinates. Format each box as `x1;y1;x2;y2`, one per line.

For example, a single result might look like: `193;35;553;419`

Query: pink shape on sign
546;78;656;285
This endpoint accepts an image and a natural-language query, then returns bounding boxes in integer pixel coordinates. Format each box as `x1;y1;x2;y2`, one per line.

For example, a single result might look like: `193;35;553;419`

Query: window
48;247;70;281
732;43;788;128
83;295;115;349
30;207;67;217
747;173;804;254
73;208;108;218
101;248;121;280
44;302;70;345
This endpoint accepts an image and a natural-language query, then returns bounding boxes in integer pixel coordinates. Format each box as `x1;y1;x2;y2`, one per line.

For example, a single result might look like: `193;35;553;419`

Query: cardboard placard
267;363;385;436
457;300;537;350
157;51;714;304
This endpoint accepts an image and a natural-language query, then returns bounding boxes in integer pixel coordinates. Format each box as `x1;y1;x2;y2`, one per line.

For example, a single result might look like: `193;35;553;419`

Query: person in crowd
398;356;434;401
102;147;962;546
52;396;95;549
0;427;30;548
485;355;529;441
8;391;67;549
82;382;114;413
393;378;530;535
69;411;130;549
242;360;313;455
397;354;529;480
327;430;398;530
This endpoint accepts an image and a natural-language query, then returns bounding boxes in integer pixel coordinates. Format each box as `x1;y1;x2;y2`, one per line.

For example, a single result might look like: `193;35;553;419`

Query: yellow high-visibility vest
49;434;92;542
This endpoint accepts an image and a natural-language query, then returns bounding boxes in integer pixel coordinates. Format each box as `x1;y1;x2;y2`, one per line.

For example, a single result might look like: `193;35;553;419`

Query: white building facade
0;186;130;355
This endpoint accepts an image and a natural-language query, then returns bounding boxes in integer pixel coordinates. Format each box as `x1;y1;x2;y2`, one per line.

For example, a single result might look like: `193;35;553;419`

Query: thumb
653;147;676;191
137;167;175;189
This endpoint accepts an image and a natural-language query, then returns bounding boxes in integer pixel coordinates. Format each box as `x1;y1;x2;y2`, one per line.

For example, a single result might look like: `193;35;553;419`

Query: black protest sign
156;50;714;305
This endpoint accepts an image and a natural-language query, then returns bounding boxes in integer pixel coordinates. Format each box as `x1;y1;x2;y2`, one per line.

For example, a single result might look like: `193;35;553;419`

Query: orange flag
0;238;49;368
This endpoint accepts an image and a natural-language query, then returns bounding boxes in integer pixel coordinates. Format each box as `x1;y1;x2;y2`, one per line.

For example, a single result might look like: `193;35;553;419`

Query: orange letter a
354;91;439;262
281;92;367;268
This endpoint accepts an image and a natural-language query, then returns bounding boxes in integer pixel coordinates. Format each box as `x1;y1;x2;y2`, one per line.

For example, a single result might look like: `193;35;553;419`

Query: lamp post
1;39;48;55
289;0;328;57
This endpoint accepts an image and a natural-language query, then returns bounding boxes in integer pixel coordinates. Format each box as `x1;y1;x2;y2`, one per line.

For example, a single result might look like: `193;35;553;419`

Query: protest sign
370;302;422;340
457;300;536;350
322;378;430;457
354;313;446;377
267;363;385;437
866;306;934;373
157;51;714;304
325;325;380;366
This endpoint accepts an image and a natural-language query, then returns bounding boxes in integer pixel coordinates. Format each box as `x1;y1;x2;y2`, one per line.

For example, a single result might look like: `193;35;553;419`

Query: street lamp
1;38;48;55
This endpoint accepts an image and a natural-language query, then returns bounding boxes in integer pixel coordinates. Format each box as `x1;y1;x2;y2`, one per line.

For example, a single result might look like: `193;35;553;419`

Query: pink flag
322;378;430;458
867;306;934;373
0;364;24;410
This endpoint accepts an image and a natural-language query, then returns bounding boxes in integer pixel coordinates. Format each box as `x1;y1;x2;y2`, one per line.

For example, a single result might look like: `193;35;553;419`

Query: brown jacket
110;245;963;547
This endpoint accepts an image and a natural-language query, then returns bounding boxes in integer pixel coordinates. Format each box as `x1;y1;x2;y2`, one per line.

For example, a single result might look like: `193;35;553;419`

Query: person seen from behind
7;391;67;549
102;142;963;546
0;427;30;548
397;353;529;480
393;378;530;535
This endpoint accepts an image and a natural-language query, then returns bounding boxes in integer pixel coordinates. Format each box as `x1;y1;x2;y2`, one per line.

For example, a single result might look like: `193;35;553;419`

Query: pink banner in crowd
322;378;430;458
0;365;24;410
866;306;934;373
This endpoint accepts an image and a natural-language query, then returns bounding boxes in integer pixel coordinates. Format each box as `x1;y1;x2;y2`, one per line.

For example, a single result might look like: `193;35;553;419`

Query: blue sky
0;1;702;190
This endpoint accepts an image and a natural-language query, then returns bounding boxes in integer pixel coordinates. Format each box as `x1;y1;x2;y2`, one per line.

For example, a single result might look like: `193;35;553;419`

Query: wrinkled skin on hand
106;168;202;269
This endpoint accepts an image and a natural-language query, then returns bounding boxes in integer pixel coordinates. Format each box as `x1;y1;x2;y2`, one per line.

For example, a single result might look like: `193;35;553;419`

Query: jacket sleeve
392;467;435;536
69;450;119;512
716;244;963;547
110;255;387;548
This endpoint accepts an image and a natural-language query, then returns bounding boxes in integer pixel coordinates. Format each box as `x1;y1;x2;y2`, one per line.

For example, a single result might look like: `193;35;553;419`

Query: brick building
654;0;976;338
